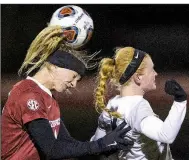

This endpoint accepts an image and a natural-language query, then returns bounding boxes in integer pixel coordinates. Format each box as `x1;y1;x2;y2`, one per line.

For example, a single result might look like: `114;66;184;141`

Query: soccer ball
49;5;94;49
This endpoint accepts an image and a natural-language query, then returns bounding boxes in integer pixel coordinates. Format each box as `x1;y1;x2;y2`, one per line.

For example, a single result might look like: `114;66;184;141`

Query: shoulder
137;98;153;113
19;91;42;102
10;80;45;111
3;81;43;118
117;96;144;117
128;98;155;132
10;79;37;93
128;98;153;119
10;79;42;99
4;79;41;108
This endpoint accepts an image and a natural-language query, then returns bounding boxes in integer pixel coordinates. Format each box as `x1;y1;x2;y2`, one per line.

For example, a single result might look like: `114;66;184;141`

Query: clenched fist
165;80;187;102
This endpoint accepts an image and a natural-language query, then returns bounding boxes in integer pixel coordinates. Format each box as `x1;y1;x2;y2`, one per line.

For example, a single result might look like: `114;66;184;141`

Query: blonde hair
18;25;100;77
94;47;150;118
18;25;65;76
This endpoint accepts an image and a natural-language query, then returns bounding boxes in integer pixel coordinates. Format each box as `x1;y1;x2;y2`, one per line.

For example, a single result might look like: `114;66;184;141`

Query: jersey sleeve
140;100;187;143
18;91;48;124
126;99;156;132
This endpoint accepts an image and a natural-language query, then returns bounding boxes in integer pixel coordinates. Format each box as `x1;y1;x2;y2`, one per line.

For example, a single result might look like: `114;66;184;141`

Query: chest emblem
27;99;40;111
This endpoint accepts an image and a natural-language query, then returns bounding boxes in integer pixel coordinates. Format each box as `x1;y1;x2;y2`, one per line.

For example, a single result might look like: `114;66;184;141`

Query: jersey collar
26;76;52;97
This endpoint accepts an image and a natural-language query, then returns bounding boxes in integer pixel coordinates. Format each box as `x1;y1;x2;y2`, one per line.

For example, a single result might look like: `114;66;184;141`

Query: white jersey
91;95;187;160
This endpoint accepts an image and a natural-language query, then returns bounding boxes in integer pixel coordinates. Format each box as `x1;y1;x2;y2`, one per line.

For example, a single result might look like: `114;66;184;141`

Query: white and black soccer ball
49;5;94;49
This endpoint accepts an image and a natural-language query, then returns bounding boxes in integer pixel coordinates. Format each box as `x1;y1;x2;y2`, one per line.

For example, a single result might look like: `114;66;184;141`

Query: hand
97;121;134;152
97;107;118;131
165;79;187;102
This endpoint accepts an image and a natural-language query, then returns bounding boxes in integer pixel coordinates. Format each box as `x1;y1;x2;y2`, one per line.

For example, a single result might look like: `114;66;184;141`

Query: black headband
119;49;146;85
47;50;86;76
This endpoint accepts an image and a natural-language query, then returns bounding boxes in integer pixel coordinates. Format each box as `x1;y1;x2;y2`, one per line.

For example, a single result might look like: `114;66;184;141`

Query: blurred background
1;4;189;160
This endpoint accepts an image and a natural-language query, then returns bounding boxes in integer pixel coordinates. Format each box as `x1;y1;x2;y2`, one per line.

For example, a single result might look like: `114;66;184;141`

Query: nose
154;69;158;76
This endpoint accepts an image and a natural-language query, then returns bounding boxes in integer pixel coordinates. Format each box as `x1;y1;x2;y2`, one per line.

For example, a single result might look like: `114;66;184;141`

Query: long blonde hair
18;25;100;77
94;47;150;118
18;25;65;76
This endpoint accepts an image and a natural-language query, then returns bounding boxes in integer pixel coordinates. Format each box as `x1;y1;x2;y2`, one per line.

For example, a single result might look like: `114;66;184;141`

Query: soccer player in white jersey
91;46;187;160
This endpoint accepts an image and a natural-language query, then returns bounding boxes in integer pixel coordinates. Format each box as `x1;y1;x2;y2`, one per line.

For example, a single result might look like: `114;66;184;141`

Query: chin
55;90;62;93
55;88;65;93
144;85;156;92
151;85;157;90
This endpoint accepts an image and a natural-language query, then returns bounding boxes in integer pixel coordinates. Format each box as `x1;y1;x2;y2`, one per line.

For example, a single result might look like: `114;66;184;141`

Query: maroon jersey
1;78;61;160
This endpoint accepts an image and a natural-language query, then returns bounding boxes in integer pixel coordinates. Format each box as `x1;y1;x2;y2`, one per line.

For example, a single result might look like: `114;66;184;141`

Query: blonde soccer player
91;47;187;160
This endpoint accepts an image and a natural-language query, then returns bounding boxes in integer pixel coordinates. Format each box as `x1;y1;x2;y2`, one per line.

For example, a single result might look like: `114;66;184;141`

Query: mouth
65;89;72;95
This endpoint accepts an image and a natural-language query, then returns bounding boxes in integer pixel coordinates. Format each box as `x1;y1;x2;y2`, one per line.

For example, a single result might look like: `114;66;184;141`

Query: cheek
55;78;63;85
141;75;152;87
55;79;66;89
58;82;67;91
141;75;149;84
148;74;156;88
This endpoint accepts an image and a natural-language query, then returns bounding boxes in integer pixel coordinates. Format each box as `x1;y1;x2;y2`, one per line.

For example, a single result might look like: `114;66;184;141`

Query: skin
120;56;158;97
32;64;81;92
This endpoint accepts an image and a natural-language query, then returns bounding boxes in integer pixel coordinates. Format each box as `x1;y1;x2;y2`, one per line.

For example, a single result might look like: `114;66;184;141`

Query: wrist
96;138;116;153
88;139;103;155
174;94;187;102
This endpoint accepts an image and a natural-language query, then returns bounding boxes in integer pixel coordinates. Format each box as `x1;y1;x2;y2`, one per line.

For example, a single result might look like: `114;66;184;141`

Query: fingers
110;106;118;112
117;143;133;151
166;79;179;88
118;126;131;137
115;121;126;131
165;79;182;93
165;80;172;88
171;80;182;90
165;79;186;102
165;80;176;94
117;138;134;146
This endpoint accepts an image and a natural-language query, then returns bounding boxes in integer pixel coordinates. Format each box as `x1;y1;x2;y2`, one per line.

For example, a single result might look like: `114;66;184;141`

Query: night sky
2;4;189;74
1;5;189;159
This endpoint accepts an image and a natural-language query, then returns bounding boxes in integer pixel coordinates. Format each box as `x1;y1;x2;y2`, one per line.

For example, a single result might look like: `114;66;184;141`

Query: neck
32;68;54;90
120;82;144;97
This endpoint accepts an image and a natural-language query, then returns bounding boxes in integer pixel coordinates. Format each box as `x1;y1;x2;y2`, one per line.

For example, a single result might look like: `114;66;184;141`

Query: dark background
1;4;189;73
1;4;189;160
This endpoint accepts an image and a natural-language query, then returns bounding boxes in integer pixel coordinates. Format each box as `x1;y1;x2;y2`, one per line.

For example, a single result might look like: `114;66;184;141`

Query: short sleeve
18;92;48;125
127;99;155;132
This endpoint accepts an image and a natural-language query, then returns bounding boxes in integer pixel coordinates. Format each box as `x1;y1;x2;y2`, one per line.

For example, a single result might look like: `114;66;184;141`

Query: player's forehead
145;56;154;69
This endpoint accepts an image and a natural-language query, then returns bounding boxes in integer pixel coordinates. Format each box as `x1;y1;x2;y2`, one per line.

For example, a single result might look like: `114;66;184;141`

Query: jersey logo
27;99;39;111
135;51;139;59
49;118;60;139
107;141;117;147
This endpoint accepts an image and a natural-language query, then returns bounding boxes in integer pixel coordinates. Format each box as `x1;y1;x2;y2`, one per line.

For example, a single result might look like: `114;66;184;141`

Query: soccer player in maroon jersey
1;25;133;160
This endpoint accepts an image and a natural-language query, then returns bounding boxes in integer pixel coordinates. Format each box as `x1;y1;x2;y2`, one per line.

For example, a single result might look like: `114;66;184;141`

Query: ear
133;73;142;85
